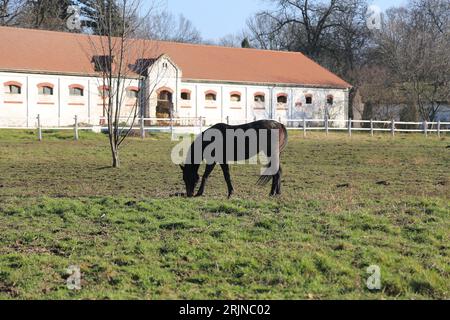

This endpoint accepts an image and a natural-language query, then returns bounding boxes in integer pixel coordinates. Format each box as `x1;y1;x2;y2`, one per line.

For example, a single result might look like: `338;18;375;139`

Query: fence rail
0;115;449;140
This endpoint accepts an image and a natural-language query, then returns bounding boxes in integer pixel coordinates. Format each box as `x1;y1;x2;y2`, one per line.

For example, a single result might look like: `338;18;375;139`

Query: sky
150;0;407;41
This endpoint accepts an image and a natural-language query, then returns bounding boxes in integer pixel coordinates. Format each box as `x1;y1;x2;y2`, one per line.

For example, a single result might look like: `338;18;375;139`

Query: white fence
0;115;449;141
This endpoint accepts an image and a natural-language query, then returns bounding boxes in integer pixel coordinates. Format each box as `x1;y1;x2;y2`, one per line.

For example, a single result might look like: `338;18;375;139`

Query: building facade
0;27;351;128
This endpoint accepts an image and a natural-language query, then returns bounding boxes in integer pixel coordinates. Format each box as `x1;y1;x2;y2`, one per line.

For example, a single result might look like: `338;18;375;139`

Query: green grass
0;129;448;299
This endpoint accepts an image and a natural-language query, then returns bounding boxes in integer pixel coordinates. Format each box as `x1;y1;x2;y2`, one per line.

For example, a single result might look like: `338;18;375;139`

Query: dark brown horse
180;120;288;197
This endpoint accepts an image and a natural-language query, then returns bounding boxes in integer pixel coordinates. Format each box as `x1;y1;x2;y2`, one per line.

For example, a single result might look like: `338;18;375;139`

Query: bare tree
138;10;202;43
85;0;167;168
0;0;26;25
376;0;450;121
15;0;74;30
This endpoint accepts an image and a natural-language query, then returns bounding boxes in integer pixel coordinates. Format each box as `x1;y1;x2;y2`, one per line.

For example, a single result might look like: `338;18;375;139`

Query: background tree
0;0;26;25
15;0;74;30
375;0;450;121
138;10;202;43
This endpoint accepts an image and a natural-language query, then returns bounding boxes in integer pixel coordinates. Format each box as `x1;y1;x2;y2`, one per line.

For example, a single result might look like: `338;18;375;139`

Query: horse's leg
220;164;234;198
196;163;216;197
270;174;277;196
270;167;282;196
276;165;282;195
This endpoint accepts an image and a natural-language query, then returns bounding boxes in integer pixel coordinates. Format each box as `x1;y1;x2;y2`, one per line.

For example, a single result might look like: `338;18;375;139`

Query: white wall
0;72;139;127
0;69;348;128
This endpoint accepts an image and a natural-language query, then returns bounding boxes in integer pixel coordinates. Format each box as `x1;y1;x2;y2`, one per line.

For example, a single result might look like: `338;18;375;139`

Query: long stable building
0;26;351;127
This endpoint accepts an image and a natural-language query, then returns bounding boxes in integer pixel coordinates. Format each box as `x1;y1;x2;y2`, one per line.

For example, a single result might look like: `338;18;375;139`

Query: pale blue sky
150;0;407;41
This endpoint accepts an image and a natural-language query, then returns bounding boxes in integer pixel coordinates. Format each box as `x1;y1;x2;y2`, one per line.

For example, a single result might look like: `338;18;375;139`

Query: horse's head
180;164;200;197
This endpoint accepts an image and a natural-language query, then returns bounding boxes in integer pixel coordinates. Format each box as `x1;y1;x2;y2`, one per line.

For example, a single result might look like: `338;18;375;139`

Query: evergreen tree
76;0;124;36
241;37;251;49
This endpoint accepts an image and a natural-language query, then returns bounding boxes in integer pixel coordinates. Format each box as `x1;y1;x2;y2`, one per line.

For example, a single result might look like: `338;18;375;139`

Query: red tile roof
0;26;351;89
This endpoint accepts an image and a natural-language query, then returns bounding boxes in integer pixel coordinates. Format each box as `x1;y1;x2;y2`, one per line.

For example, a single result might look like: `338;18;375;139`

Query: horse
179;120;288;198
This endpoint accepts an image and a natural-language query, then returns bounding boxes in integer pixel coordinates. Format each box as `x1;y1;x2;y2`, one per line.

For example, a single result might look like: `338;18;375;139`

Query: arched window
37;83;54;95
230;91;241;102
126;87;139;99
305;94;313;104
69;84;84;97
4;81;22;94
254;92;265;103
205;90;217;101
158;90;172;101
181;89;191;101
98;86;110;98
277;93;287;104
327;95;334;105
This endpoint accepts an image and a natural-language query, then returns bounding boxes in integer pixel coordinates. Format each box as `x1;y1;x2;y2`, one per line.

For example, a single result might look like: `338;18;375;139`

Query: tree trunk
112;147;120;168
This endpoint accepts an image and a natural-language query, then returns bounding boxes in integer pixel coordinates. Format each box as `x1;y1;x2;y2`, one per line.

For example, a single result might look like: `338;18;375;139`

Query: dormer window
92;55;114;72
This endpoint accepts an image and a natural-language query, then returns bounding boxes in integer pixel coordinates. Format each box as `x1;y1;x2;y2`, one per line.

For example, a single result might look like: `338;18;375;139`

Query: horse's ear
179;164;185;171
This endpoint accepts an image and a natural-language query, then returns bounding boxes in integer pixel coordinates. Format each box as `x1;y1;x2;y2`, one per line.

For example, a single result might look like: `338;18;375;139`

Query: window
254;94;265;103
230;93;241;102
69;87;84;96
205;92;217;101
305;95;313;104
38;86;53;95
127;89;138;99
159;90;172;101
327;95;334;105
5;84;21;94
277;94;287;104
99;86;110;98
92;55;113;72
181;91;191;100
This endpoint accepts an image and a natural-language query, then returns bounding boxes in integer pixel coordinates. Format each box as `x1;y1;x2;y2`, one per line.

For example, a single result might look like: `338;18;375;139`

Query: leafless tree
14;0;74;30
0;0;26;25
85;0;168;168
376;0;450;121
138;10;202;43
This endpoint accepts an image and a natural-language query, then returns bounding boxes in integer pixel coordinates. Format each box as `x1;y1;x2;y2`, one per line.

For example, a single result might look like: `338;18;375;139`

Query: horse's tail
257;123;288;186
257;171;273;186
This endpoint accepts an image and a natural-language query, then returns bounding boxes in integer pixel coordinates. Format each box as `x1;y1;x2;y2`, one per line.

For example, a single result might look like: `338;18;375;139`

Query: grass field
0;129;449;299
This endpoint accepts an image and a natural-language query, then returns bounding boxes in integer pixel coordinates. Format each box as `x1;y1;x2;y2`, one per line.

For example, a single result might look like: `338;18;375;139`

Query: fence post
437;120;441;138
226;116;230;125
370;119;374;137
199;116;203;134
348;118;352;137
170;113;174;139
303;117;306;138
140;117;145;139
424;120;428;137
74;115;79;141
325;115;329;136
391;119;395;137
37;114;42;141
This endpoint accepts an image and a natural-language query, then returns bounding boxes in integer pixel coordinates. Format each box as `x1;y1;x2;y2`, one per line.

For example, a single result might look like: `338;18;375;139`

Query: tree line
1;0;449;121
